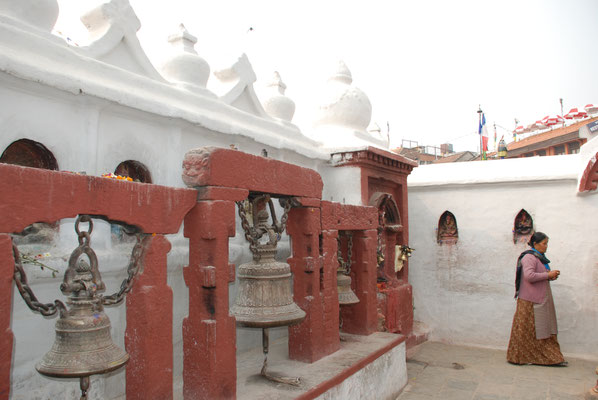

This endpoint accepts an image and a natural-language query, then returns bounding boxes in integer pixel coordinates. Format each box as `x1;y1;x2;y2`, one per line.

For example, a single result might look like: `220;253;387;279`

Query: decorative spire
161;23;211;91
261;71;295;122
167;24;197;54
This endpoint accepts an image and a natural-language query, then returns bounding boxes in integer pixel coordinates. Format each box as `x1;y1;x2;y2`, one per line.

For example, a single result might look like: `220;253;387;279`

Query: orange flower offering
101;173;133;181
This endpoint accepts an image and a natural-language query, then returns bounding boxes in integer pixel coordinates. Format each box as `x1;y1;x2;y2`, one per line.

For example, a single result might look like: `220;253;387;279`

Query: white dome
0;0;59;31
313;61;372;132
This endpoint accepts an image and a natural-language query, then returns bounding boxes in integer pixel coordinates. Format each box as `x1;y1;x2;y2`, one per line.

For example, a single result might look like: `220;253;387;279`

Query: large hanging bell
37;221;129;378
36;289;129;377
337;271;359;305
232;196;305;328
232;246;306;328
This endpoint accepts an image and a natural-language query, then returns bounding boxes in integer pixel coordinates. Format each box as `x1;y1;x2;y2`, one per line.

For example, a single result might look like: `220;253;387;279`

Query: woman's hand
548;270;560;280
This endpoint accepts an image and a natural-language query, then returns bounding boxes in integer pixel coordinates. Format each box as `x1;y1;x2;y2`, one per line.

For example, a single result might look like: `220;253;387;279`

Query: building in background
506;116;598;158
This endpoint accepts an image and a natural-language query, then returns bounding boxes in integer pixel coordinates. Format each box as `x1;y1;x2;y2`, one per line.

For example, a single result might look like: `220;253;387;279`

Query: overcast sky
56;0;598;152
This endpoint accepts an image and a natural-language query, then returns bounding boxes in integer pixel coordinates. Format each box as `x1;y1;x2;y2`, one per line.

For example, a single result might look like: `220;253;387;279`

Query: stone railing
1;147;381;400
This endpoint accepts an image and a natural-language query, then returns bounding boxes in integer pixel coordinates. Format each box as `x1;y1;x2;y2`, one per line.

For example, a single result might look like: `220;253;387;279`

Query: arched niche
437;211;458;244
114;160;152;183
579;150;598;192
369;192;402;282
0;138;58;170
1;139;59;243
513;209;534;244
111;160;152;242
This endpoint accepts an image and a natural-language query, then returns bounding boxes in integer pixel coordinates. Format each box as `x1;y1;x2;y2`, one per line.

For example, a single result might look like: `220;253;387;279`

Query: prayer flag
479;113;489;158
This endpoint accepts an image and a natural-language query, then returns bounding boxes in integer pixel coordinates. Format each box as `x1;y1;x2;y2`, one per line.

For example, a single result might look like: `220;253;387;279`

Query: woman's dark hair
528;232;548;247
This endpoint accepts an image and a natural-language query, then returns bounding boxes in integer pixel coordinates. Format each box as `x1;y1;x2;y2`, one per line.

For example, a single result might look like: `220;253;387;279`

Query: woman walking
507;232;566;366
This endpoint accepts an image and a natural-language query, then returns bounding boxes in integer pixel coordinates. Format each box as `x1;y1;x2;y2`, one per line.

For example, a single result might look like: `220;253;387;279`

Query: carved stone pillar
183;200;237;400
125;234;173;400
0;234;14;400
339;229;378;335
320;229;341;352
330;147;418;341
287;205;327;363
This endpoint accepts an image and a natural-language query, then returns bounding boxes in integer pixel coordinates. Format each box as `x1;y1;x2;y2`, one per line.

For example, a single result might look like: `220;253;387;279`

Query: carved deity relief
513;209;534;243
437;211;458;244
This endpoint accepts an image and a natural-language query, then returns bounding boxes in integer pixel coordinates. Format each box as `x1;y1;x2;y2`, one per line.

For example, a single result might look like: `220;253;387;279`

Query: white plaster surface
408;156;598;360
314;342;407;400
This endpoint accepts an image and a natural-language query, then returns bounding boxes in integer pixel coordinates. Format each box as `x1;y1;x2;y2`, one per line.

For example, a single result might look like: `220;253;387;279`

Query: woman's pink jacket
517;254;549;304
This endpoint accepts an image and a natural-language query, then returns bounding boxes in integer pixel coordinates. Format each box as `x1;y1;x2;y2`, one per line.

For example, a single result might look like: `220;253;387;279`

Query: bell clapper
260;328;301;386
80;376;90;400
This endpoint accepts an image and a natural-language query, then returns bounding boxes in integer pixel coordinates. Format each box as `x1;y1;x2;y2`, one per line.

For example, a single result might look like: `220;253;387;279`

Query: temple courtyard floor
397;341;598;400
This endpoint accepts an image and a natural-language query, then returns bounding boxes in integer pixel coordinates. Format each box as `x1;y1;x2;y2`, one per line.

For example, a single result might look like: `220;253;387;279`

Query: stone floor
397;341;598;400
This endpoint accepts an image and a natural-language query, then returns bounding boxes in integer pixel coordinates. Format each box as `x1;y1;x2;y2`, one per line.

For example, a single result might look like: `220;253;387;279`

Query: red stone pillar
320;230;340;353
125;234;173;400
182;200;237;400
287;206;327;363
340;229;378;335
0;235;14;400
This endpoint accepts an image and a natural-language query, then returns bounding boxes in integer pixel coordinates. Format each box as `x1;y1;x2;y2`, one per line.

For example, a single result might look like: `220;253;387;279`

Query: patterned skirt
506;298;564;365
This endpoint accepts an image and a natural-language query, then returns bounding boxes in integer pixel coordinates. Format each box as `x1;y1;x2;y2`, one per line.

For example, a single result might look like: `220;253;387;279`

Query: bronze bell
36;257;129;378
337;271;359;305
337;232;359;306
232;196;305;328
12;215;138;399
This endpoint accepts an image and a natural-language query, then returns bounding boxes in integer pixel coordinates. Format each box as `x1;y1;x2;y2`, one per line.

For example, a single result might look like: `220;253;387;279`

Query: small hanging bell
337;271;359;305
336;232;359;306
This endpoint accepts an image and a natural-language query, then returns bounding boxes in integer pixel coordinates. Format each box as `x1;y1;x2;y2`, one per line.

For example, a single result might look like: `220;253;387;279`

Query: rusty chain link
12;214;145;311
102;232;145;306
236;199;259;255
336;231;354;274
236;195;295;257
12;243;66;317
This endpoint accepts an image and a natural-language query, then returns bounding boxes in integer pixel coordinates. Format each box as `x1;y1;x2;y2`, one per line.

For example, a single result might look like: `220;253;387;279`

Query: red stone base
376;282;413;336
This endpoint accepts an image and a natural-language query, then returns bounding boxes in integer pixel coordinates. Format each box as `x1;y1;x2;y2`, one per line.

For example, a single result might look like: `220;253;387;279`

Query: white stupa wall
0;1;392;398
407;149;598;360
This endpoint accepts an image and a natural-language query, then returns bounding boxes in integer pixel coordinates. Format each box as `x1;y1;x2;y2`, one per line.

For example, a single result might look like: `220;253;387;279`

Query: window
536;150;546;157
554;145;565;155
568;142;580;154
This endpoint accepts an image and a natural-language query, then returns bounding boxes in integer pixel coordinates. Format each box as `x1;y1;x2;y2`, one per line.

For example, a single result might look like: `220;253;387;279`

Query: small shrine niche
370;193;402;283
0;138;58;170
437;211;458;245
1;139;59;244
513;209;533;244
114;160;152;183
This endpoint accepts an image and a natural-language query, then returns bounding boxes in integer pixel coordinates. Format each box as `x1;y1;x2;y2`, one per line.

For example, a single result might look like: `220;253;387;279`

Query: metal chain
346;232;353;273
102;233;145;306
336;231;354;274
236;196;295;255
12;243;66;316
236;199;259;255
277;197;293;234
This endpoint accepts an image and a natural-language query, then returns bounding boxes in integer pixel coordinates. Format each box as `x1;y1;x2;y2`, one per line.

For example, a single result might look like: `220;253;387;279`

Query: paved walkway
397;341;598;400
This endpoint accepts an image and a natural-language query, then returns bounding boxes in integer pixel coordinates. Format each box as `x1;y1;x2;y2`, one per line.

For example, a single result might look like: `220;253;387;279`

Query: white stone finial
261;71;295;122
313;60;372;132
330;60;352;84
167;24;197;54
161;23;211;91
0;0;59;32
310;60;384;149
